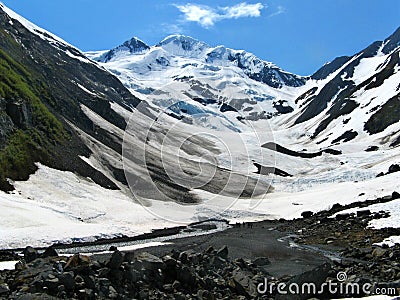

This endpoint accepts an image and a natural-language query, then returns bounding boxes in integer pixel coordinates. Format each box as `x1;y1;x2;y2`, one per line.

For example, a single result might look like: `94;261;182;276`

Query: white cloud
174;2;264;28
222;2;264;19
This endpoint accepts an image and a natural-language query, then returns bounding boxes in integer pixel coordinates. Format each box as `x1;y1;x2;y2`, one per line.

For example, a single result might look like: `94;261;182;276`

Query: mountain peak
98;37;150;63
382;26;400;54
124;36;150;51
156;34;210;57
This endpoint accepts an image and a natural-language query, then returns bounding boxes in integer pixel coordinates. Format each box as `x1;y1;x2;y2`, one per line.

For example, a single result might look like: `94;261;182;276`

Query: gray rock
108;250;124;269
231;269;258;298
108;285;118;298
177;266;196;286
372;247;387;258
44;277;60;292
0;283;10;295
276;263;331;300
197;289;215;300
57;271;75;291
40;247;58;258
252;257;270;266
205;246;215;254
15;260;28;271
172;280;181;290
23;246;38;263
301;211;314;218
77;288;95;299
136;252;166;271
210;256;226;268
216;245;229;259
123;251;135;263
124;266;142;283
356;210;371;217
336;213;351;220
179;252;188;264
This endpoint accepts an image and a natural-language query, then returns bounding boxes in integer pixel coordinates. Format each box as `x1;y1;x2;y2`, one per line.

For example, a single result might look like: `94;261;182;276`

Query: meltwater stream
56;220;230;256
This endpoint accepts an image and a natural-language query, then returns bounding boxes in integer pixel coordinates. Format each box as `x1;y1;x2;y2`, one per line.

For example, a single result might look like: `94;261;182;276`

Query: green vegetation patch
0;48;65;189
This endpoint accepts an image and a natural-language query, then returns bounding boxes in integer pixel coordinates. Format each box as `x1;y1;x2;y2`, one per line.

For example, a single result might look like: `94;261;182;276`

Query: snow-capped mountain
277;26;400;150
0;3;400;249
92;34;306;88
86;34;308;126
88;29;400;151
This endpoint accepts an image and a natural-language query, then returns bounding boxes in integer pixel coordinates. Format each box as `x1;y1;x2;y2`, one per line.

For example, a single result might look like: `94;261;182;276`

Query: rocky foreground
1;192;400;299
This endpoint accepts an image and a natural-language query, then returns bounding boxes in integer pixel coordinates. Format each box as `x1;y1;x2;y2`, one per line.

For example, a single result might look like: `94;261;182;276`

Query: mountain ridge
92;34;307;89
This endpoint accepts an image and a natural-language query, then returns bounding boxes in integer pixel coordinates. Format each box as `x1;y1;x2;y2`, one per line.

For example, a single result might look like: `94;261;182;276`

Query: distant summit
98;37;150;62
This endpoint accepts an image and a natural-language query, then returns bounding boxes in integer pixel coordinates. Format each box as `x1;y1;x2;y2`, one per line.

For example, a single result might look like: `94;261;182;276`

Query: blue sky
2;0;399;75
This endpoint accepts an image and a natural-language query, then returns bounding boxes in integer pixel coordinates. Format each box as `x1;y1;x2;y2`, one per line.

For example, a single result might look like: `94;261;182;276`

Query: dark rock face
382;26;400;54
331;130;358;144
205;46;307;89
311;56;351;80
5;100;30;129
377;164;400;177
294;27;400;140
273;100;294;114
389;164;400;174
0;6;141;191
100;37;150;63
365;93;400;134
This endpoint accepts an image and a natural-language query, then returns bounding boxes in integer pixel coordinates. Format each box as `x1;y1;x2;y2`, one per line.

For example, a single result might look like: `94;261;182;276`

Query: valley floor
0;158;399;250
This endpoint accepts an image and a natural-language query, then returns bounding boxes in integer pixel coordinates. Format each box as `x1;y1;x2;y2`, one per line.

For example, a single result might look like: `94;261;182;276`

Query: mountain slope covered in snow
0;3;399;248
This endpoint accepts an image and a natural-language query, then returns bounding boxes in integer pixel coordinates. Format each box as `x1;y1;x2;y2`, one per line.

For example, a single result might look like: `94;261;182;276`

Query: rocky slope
284;27;400;148
0;4;141;191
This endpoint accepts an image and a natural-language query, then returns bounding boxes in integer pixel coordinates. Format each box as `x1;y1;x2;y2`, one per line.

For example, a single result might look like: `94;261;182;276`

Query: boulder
0;283;10;295
336;213;351;220
216;245;229;259
44;277;60;293
109;246;118;251
392;191;400;199
176;266;196;287
23;246;38;263
65;254;91;269
252;257;270;266
210;256;226;268
124;265;142;283
301;211;314;218
41;247;58;258
108;250;123;269
178;252;188;264
356;210;371;217
388;164;400;174
372;247;387;258
231;269;258;298
57;271;75;291
276;263;331;300
123;251;135;263
197;289;215;300
6;101;30;129
136;252;166;271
